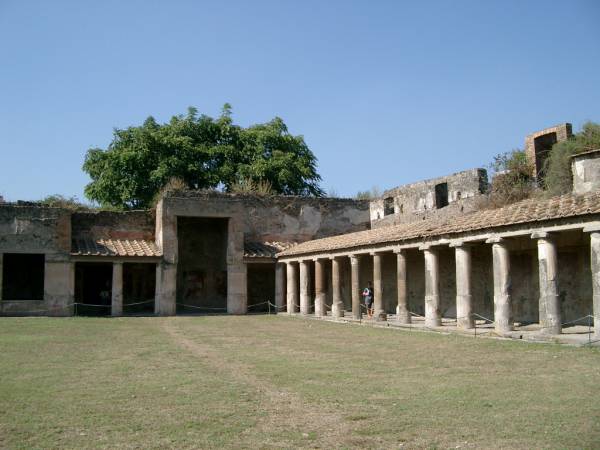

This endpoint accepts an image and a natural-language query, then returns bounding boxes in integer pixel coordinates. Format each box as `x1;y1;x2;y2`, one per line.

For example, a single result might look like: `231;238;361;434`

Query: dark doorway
2;253;45;300
74;262;112;316
384;197;395;216
435;183;449;208
123;263;156;315
177;217;228;314
533;132;557;183
247;263;275;313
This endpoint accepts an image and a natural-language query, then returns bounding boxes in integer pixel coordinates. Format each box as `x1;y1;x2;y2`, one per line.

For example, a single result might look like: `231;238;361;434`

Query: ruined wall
159;192;370;245
71;210;155;240
370;168;488;228
0;204;71;254
525;123;572;181
0;204;72;315
572;150;600;194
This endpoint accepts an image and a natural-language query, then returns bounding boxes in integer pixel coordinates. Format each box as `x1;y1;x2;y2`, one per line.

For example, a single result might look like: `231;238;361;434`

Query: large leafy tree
83;106;324;209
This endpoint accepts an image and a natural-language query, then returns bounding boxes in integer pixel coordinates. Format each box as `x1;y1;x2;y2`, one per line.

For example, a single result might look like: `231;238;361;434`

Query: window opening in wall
435;183;449;208
2;253;45;300
383;197;395;216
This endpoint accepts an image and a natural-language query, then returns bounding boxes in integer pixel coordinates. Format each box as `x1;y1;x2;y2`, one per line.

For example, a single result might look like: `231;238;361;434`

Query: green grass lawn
1;316;599;449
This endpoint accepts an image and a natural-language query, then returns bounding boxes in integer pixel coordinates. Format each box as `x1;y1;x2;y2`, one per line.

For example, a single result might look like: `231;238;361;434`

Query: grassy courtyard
0;316;599;449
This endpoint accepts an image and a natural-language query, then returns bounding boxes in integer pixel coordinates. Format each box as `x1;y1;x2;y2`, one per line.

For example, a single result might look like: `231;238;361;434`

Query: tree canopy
83;105;324;209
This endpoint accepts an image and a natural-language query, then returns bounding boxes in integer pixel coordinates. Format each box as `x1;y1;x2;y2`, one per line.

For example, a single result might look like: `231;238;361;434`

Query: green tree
544;122;600;195
83;106;324;209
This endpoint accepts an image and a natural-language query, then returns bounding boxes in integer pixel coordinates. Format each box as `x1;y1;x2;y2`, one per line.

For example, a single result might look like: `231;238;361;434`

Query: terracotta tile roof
244;241;296;258
71;238;161;257
279;192;600;257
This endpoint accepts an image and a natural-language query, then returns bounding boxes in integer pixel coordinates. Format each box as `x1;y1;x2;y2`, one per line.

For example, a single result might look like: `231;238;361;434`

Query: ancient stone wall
0;204;71;254
0;204;72;315
71;210;155;240
525;123;572;181
572;150;600;194
370;168;488;228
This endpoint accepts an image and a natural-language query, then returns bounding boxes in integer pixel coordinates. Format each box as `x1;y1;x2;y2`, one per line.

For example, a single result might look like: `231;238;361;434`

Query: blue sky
1;0;599;201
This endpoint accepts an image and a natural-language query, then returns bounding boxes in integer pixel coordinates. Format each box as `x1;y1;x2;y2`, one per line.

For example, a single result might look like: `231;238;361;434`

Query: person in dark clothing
362;281;374;318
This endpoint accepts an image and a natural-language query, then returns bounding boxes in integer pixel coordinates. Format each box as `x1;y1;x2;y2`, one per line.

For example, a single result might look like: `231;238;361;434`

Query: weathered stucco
370;168;488;228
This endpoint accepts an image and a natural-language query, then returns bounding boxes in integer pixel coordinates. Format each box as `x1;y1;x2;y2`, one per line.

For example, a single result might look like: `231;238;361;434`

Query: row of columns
282;230;600;336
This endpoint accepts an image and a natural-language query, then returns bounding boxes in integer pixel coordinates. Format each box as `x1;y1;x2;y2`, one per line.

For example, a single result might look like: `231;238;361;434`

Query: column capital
392;246;405;254
531;231;554;240
485;236;506;245
449;240;473;248
349;254;361;264
369;250;383;256
419;243;439;252
583;222;600;233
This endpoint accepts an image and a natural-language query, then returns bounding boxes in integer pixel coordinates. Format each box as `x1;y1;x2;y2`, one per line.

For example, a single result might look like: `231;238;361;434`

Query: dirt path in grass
161;319;360;449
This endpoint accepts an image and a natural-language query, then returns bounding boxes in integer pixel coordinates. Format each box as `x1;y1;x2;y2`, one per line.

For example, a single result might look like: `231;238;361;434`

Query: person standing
362;282;374;318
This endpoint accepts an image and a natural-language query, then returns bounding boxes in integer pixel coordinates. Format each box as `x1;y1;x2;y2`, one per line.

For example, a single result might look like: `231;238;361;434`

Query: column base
425;317;441;327
457;317;474;329
331;302;344;318
395;306;411;324
314;293;326;317
374;309;387;322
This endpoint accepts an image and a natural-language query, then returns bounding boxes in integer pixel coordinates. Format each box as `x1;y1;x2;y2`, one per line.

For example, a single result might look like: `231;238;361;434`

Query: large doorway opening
247;263;275;313
123;263;156;315
177;217;228;314
74;262;112;316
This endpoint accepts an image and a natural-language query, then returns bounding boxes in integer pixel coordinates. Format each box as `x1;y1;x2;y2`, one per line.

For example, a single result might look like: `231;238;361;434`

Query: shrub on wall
488;150;535;207
544;122;600;196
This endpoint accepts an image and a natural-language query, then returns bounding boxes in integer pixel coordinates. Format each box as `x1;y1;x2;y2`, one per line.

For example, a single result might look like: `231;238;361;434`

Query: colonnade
279;229;600;336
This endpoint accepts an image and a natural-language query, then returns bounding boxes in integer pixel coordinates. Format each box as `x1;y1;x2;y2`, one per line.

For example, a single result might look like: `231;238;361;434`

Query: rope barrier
560;314;594;327
175;302;227;311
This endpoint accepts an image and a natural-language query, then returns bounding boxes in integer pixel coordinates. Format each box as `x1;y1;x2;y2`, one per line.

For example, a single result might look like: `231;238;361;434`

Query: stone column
314;258;326;317
350;255;361;320
453;243;474;329
331;257;344;318
274;262;285;313
154;263;162;315
532;232;561;334
394;249;410;324
44;258;74;317
299;260;310;315
372;252;386;321
286;262;298;314
590;231;600;337
156;262;177;316
422;246;441;327
487;237;513;334
111;262;123;316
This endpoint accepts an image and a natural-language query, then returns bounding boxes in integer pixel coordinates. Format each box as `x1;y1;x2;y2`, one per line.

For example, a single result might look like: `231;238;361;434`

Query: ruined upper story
155;191;370;250
369;168;488;229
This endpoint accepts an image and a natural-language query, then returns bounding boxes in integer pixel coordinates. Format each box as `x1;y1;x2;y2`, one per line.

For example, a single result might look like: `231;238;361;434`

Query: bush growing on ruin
37;194;92;211
544;122;600;195
488;150;535;207
355;186;382;200
230;177;274;196
83;105;324;209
